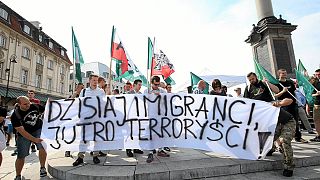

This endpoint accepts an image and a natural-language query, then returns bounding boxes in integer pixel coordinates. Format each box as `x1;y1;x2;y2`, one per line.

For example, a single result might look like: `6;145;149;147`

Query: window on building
60;64;65;74
49;41;53;49
0;34;6;48
69;73;73;80
22;47;30;59
0;8;8;20
21;69;28;85
60;82;64;93
36;74;42;88
39;34;42;42
47;60;53;69
23;24;30;35
36;54;44;65
47;78;52;91
60;49;65;56
69;84;72;92
0;62;3;79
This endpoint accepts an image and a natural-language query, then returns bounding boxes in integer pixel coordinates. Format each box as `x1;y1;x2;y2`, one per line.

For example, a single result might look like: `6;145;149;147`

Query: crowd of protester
0;68;319;179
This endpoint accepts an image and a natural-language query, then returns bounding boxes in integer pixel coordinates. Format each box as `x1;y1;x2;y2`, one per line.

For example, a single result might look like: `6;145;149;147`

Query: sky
3;0;320;91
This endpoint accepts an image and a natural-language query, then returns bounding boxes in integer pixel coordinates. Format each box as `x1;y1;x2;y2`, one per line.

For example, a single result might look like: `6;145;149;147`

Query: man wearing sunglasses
144;76;169;163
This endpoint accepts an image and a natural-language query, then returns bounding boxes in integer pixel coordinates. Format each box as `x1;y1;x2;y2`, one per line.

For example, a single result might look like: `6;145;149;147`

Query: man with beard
244;72;279;102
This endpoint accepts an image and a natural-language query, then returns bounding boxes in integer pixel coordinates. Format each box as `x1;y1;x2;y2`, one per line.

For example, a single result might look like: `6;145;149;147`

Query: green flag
295;69;315;104
254;59;279;84
190;72;209;94
72;27;84;83
164;76;176;85
147;37;153;70
114;56;148;87
297;59;309;78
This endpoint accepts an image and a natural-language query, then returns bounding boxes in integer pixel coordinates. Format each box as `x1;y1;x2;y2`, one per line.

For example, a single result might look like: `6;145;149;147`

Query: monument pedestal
246;16;297;78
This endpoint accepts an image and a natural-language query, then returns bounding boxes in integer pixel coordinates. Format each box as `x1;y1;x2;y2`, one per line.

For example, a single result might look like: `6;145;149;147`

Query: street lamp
4;54;17;105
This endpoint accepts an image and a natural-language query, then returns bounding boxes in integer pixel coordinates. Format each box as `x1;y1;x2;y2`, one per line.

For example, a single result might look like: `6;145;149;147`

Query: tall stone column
255;0;274;21
246;0;297;78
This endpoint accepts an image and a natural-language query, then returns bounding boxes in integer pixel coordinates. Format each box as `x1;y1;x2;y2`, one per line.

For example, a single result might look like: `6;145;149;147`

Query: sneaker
73;157;84;166
31;144;36;152
133;149;144;154
152;149;156;154
126;149;134;157
163;147;171;151
308;131;316;134
283;169;293;177
93;156;100;164
14;175;22;180
310;136;320;142
6;142;9;146
157;150;170;157
146;153;154;163
65;151;71;157
98;151;107;157
90;151;93;156
11;150;17;156
295;138;309;143
40;167;47;177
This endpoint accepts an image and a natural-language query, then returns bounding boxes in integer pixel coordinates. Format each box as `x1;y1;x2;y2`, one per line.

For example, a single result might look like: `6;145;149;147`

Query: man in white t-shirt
73;74;105;166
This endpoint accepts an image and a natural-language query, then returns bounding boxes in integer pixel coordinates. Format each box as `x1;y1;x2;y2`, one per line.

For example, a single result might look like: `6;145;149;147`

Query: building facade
0;2;72;107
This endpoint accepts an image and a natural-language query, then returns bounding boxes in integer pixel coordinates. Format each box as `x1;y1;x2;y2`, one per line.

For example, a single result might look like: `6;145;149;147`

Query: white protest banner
41;93;280;160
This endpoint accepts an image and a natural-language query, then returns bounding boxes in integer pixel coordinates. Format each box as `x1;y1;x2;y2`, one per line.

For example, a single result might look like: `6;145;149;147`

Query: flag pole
146;38;150;93
263;79;276;101
109;26;115;94
71;27;76;92
278;82;303;105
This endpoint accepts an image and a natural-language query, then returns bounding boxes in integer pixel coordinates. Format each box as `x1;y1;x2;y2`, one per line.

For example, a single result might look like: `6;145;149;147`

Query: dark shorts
17;129;43;159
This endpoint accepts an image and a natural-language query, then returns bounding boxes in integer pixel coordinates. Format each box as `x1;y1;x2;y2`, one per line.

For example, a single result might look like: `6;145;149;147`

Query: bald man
193;80;206;94
11;96;46;179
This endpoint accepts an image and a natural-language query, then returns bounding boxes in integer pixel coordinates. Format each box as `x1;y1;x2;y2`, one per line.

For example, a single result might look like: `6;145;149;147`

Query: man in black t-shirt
11;96;47;179
244;72;279;102
274;69;307;143
0;106;7;167
272;98;296;177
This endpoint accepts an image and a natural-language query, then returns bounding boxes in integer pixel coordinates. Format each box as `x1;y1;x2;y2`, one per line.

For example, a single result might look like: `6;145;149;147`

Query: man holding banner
72;74;105;166
144;76;170;162
11;96;47;179
126;79;144;157
244;72;295;177
272;98;296;177
274;69;307;143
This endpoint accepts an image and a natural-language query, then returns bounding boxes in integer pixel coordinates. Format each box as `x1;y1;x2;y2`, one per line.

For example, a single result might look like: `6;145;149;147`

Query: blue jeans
17;129;43;159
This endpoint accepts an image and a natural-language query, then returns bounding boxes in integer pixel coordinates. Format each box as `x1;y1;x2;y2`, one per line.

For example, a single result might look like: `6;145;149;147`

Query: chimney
30;21;41;29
